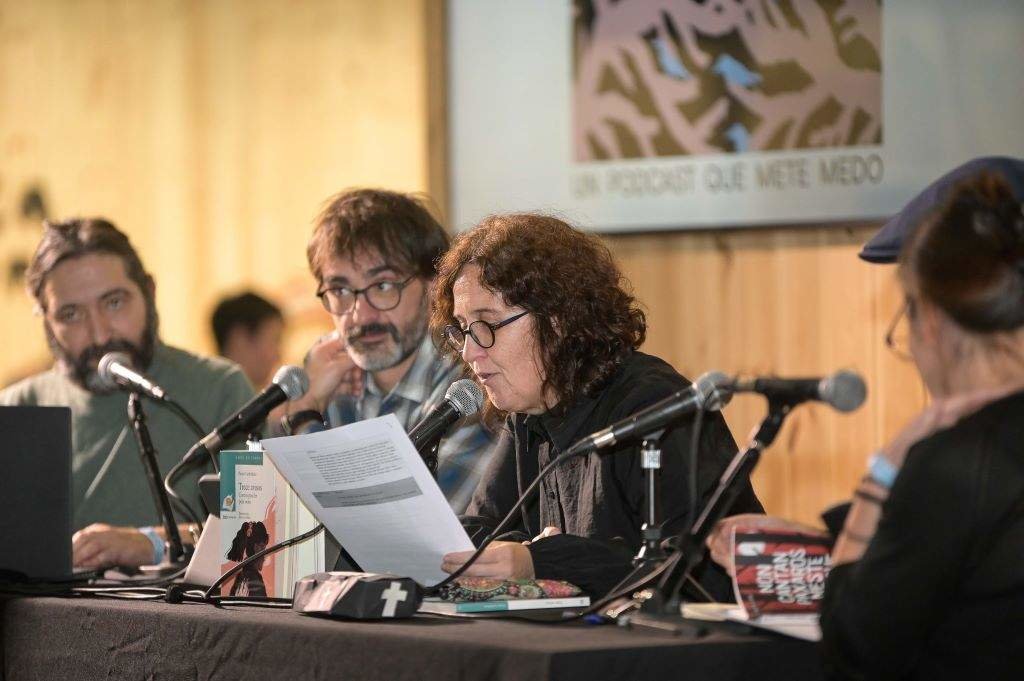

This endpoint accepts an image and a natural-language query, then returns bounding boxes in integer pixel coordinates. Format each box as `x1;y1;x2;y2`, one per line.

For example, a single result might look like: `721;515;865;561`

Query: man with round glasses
283;188;496;514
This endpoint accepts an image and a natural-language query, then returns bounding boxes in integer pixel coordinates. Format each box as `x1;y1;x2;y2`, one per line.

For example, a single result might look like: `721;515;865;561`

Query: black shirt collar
514;386;602;454
517;354;633;452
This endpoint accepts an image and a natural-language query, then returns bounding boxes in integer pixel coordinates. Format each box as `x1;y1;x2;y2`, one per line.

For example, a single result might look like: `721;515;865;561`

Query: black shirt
820;390;1024;680
466;351;764;598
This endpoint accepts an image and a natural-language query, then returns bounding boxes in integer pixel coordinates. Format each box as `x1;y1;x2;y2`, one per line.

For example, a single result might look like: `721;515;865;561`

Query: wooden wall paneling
0;0;435;382
424;0;449;222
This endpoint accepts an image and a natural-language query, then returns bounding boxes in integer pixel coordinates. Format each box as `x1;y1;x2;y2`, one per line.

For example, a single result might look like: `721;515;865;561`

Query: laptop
0;406;73;581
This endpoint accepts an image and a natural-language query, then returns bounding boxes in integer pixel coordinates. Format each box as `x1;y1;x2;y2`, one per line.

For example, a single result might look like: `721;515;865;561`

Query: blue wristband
140;526;165;565
867;454;899;489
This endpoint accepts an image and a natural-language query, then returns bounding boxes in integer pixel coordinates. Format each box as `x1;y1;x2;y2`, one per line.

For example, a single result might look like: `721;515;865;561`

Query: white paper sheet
183;514;221;587
728;612;822;642
261;414;473;585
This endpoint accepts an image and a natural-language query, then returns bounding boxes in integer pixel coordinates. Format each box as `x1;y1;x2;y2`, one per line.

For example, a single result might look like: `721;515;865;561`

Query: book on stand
219;450;279;597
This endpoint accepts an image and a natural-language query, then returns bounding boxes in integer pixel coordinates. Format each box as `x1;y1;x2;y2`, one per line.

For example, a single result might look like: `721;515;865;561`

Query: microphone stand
127;392;188;569
626;403;792;634
420;442;440;478
409;427;441;478
633;430;666;567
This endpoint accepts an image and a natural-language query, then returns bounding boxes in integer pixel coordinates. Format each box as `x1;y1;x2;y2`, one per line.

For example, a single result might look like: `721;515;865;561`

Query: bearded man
283;189;495;514
0;218;254;569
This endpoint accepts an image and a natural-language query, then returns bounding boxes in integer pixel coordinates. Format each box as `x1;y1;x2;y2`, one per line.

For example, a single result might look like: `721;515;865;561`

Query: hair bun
969;195;1024;264
971;207;1005;244
1010;201;1024;241
906;172;1024;334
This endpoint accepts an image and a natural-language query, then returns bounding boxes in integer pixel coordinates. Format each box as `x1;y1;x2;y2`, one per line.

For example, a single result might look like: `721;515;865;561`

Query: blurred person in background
211;291;284;389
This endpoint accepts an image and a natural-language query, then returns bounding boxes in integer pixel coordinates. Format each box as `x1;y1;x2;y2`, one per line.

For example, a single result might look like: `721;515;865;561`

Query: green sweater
0;343;254;530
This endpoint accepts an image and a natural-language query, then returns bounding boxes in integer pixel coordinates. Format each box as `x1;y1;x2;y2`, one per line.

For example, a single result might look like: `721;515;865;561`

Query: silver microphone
568;371;733;456
408;378;484;454
444;379;485;417
729;370;867;413
97;352;167;400
182;365;310;466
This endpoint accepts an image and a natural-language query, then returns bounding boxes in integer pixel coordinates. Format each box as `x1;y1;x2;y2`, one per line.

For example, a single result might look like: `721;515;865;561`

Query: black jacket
820;390;1024;680
466;351;764;598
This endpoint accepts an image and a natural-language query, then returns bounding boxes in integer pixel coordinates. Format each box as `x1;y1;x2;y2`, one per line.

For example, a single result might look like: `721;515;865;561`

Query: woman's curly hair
430;213;646;423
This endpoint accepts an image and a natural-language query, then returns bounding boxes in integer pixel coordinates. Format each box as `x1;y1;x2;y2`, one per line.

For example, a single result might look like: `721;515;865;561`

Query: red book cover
731;526;833;616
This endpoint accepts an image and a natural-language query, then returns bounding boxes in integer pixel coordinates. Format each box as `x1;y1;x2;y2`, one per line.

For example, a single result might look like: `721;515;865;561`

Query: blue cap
859;156;1024;263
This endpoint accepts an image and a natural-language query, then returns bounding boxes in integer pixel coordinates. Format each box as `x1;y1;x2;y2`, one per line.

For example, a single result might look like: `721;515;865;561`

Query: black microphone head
272;365;310;401
819;370;867;413
695;371;733;411
96;352;133;392
445;379;484;417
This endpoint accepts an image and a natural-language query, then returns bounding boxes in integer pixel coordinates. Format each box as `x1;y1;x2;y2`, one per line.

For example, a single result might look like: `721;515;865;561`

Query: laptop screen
0;405;72;581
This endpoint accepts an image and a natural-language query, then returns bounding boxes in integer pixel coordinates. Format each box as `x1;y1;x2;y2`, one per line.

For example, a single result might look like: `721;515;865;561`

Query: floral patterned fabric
436;578;582;602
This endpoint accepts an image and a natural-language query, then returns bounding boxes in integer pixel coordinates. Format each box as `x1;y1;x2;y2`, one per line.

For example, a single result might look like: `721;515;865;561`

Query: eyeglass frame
443;310;529;352
316;275;417;315
884;298;915;361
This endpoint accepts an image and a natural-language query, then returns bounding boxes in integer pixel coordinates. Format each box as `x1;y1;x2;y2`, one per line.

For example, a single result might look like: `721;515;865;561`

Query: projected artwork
572;0;882;161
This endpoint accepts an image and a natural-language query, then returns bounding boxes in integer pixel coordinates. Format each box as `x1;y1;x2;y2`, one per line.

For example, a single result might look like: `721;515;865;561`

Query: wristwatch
282;409;325;435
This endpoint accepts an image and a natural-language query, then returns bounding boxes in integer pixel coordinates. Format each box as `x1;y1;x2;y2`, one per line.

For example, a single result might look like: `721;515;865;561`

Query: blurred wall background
0;0;925;524
0;0;443;382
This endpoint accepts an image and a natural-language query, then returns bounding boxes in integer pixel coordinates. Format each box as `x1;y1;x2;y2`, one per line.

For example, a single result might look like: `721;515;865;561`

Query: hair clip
971;211;1001;241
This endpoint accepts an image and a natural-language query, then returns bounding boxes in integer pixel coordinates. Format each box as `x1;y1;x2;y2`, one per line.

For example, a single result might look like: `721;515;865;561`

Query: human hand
72;523;155;569
298;331;363;413
879;387;1005;468
706;514;827;576
441;541;535;580
524;526;562;544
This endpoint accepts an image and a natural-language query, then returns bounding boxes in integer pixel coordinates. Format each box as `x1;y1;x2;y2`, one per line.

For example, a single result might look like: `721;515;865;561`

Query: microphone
182;365;309;466
97;352;168;400
566;371;732;456
408;379;484;455
729;370;867;412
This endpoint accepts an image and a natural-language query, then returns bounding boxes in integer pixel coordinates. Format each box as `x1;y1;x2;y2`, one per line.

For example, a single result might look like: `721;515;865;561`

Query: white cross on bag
380;581;409;617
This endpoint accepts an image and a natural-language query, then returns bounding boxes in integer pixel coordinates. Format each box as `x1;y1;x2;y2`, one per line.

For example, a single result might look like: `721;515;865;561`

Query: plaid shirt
325;335;496;513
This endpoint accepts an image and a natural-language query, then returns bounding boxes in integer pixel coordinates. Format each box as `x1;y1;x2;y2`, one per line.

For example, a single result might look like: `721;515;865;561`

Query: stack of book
419;578;589;614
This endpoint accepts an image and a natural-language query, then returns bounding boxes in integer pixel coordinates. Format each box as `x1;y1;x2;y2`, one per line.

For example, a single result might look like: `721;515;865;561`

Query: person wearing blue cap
859;155;1024;263
708;156;1024;679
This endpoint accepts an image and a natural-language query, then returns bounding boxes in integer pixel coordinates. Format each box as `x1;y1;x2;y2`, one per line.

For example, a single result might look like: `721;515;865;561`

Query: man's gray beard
346;304;427;373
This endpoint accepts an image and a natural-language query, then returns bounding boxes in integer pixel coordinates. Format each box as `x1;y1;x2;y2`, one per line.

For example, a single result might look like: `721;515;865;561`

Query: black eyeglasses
443;311;529;352
316;276;416;315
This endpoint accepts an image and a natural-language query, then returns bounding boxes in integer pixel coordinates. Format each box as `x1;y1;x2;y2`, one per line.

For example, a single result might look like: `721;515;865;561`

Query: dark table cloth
0;596;823;681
